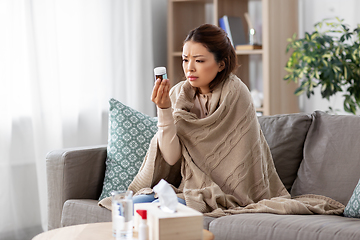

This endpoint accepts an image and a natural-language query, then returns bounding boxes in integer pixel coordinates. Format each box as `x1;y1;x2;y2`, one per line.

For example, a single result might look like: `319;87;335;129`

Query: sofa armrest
46;145;107;230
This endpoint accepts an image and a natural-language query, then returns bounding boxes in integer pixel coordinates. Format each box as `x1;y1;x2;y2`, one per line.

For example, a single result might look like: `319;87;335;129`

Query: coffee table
32;222;214;240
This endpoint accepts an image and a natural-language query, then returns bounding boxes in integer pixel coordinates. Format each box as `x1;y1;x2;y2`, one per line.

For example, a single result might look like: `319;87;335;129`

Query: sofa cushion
291;111;360;205
98;99;158;200
208;213;360;240
344;178;360;218
61;199;111;227
258;113;312;192
203;216;216;230
62;199;215;230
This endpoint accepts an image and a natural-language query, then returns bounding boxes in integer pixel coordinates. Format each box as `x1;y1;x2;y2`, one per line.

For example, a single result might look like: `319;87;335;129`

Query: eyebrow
182;54;205;58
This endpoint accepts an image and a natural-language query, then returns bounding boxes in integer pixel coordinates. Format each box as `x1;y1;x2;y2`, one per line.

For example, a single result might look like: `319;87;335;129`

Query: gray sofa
47;111;360;240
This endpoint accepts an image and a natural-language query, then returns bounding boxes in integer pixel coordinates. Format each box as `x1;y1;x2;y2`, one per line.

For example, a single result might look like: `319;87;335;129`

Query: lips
187;75;198;81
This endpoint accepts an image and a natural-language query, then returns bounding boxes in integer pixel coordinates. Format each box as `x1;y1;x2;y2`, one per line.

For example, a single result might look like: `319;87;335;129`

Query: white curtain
0;0;155;239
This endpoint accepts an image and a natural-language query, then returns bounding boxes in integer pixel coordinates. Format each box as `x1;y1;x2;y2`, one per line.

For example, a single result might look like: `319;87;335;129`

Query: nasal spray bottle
136;209;148;240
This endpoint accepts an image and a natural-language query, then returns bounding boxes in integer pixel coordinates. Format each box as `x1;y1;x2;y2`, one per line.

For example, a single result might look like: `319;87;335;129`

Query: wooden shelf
236;49;263;55
167;0;300;115
172;52;183;57
172;0;212;2
174;50;263;56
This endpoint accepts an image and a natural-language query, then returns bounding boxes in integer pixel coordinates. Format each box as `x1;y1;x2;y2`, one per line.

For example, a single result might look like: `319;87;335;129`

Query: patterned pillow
98;98;158;200
344;179;360;218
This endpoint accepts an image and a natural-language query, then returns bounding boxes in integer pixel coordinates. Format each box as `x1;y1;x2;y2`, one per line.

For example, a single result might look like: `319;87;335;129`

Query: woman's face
182;41;224;94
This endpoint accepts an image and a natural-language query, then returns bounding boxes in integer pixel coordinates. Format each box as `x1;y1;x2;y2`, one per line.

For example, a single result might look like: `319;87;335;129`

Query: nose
188;59;195;72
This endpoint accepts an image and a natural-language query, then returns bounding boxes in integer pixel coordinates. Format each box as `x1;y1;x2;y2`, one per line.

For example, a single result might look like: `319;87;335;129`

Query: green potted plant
284;17;360;114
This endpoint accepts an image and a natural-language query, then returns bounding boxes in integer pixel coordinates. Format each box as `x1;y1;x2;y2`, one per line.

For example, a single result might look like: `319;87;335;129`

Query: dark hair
184;24;238;91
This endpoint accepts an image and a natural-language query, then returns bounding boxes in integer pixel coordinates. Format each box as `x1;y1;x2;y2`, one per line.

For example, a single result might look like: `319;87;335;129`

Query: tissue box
134;202;203;240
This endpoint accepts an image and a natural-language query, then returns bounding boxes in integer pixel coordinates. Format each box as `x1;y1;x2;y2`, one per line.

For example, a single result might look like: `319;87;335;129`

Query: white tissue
153;179;178;213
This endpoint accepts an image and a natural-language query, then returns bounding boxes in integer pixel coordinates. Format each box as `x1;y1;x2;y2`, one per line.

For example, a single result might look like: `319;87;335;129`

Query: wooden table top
33;222;214;240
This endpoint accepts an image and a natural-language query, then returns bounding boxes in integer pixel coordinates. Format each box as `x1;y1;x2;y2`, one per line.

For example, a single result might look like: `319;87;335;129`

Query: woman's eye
182;59;188;62
196;60;204;63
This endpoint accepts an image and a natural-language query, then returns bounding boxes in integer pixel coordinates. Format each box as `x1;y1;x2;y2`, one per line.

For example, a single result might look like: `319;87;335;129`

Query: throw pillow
98;98;158;201
344;179;360;218
291;111;360;205
258;113;312;192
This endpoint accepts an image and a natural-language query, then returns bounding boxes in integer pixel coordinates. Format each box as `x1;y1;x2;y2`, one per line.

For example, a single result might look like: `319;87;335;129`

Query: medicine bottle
154;67;167;81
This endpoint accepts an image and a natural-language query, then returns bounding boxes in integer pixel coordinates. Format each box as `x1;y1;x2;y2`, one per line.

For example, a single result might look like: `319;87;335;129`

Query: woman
109;24;343;217
127;23;288;213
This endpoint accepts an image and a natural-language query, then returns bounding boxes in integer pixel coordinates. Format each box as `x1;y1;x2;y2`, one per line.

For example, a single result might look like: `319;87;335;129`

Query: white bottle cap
154;67;167;76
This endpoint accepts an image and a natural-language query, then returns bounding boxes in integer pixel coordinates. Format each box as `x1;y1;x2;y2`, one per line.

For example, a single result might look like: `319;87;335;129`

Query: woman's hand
151;78;171;109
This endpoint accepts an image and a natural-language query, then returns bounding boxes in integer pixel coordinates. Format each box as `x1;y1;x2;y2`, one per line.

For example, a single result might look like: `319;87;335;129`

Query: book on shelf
236;44;262;51
219;15;247;47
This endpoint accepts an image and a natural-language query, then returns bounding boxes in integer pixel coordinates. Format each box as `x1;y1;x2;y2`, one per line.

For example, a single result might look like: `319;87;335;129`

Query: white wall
298;0;360;114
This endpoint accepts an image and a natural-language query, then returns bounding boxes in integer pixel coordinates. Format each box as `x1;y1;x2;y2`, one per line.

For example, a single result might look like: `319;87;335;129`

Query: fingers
151;79;171;108
161;79;170;96
151;78;162;101
156;79;169;100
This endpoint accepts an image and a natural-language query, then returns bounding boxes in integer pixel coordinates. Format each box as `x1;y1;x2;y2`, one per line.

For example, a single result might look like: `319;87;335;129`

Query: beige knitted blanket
99;74;344;217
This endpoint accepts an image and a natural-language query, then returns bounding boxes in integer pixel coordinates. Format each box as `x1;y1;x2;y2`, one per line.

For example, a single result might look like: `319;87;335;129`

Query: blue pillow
344;179;360;218
98;98;158;200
